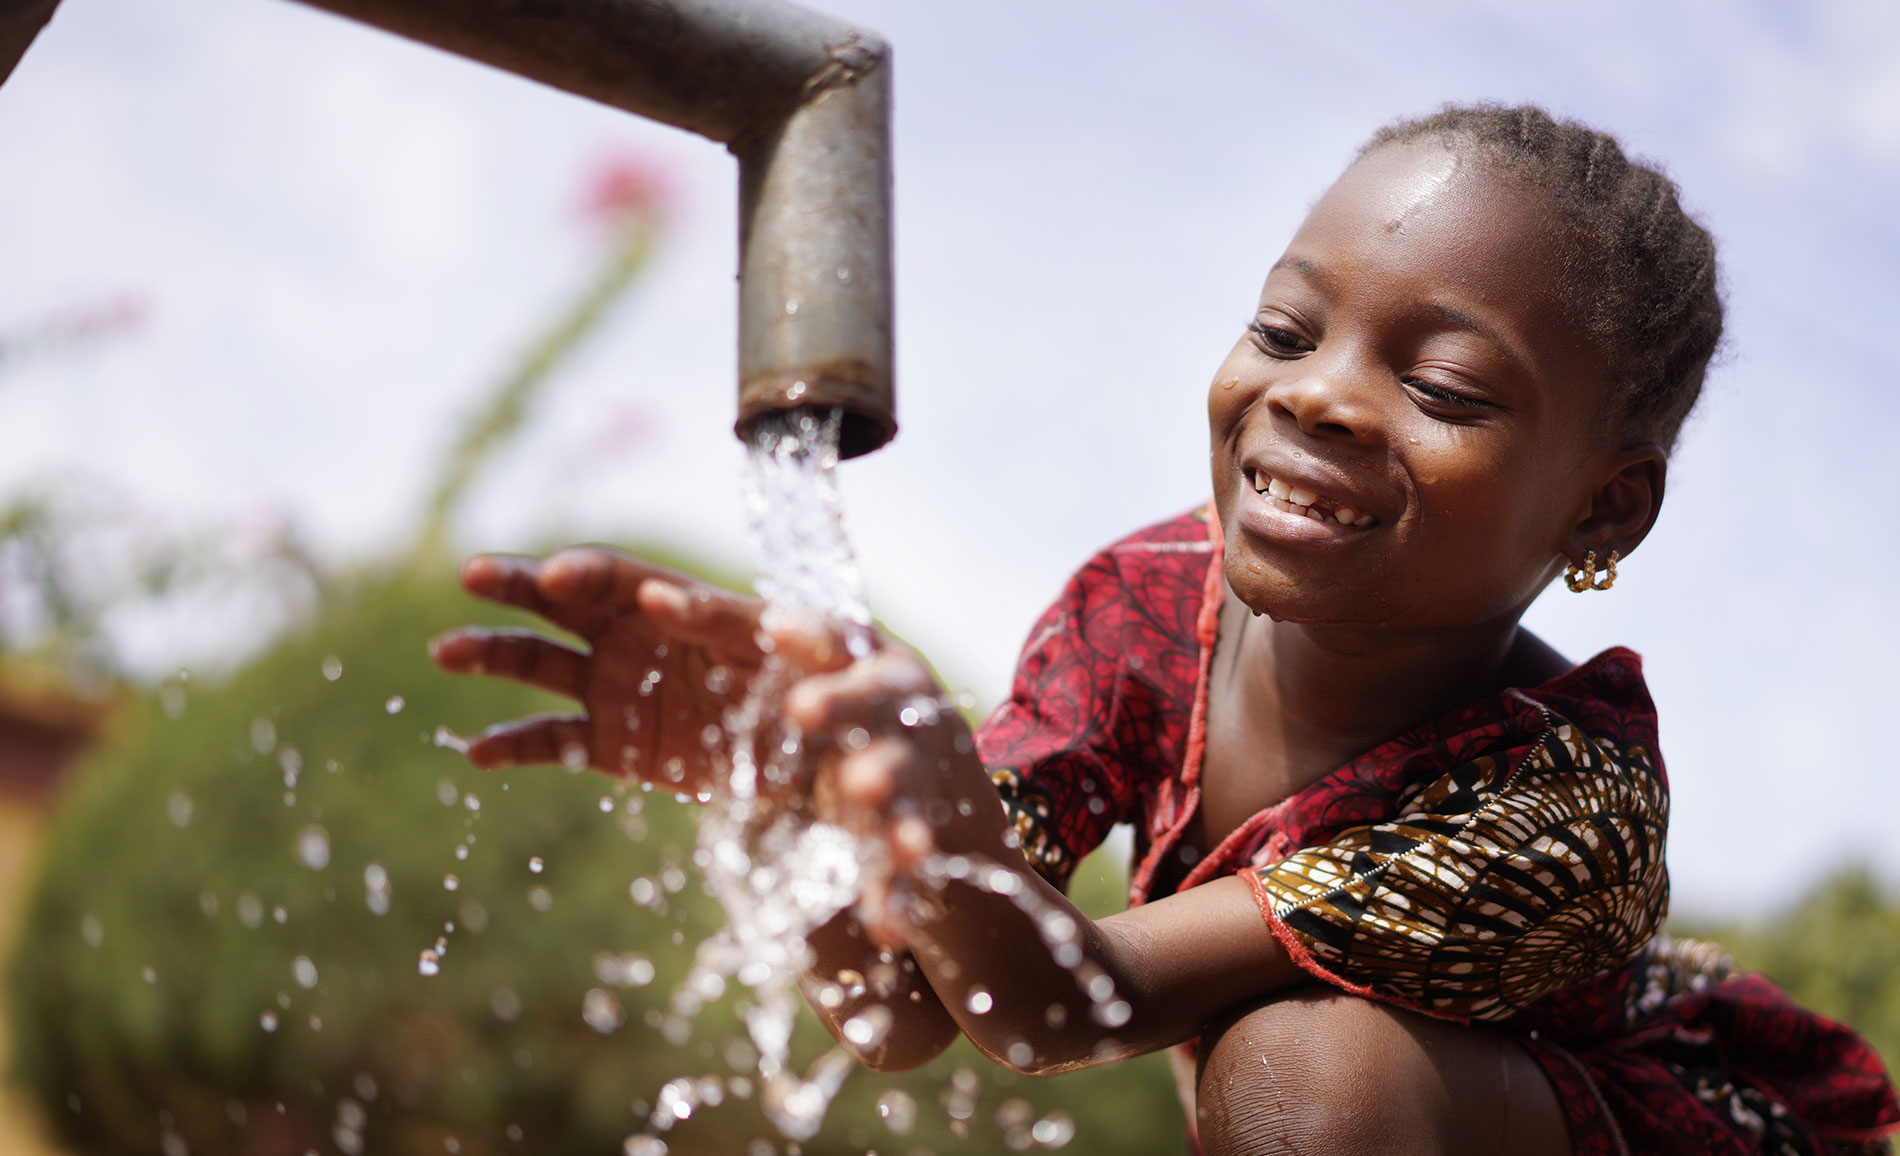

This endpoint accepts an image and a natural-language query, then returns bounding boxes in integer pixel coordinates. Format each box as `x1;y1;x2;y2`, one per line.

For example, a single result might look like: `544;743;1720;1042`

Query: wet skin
434;139;1670;1154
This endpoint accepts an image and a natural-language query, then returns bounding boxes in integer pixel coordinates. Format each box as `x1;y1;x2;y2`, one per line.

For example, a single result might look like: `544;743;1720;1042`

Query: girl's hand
430;548;780;792
785;646;1006;948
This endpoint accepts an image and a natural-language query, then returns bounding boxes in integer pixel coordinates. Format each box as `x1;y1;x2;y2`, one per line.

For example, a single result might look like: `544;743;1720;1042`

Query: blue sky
4;0;1898;915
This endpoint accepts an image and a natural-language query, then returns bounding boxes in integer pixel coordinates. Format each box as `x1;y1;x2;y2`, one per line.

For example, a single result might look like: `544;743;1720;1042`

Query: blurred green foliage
1678;867;1900;1073
7;559;1182;1156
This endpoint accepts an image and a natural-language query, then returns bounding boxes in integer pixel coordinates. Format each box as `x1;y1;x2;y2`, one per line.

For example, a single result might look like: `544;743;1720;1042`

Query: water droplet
140;965;157;984
783;298;799;315
623;1136;668;1156
363;863;391;915
436;779;459;807
463;793;481;813
704;665;733;694
384;696;405;715
490;986;522;1023
321;655;343;681
417;949;440;977
280;747;303;788
250;717;277;755
876;1088;916;1134
966;987;993;1015
259;1010;279;1032
582;987;625;1034
1033;1111;1077;1147
528;856;544;874
236;893;264;929
527;885;553;911
292;956;318;989
296;825;331;871
561;742;589;771
271;905;288;924
432;726;469;753
841;1005;892;1047
598;796;614;813
454;845;468;861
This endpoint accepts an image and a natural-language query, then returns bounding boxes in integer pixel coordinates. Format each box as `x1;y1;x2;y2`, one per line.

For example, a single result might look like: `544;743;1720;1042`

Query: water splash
646;409;880;1143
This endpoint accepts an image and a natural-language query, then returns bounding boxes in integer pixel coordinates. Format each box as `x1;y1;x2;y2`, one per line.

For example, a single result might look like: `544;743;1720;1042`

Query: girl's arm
791;647;1308;1074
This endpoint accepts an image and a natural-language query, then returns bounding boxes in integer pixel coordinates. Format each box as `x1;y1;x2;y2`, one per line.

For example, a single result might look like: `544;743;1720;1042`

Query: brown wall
0;791;68;1156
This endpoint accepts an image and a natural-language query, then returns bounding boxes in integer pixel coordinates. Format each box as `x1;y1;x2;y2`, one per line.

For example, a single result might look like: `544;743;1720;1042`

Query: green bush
7;558;1182;1156
1678;866;1900;1074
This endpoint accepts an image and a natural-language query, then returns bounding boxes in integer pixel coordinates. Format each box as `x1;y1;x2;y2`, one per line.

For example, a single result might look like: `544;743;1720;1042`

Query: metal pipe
2;0;898;457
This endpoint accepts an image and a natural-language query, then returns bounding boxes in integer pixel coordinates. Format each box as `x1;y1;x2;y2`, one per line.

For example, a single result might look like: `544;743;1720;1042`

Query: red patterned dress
978;508;1900;1155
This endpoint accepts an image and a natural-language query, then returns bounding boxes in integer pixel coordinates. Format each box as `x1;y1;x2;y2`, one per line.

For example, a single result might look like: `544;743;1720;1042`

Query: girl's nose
1268;366;1382;442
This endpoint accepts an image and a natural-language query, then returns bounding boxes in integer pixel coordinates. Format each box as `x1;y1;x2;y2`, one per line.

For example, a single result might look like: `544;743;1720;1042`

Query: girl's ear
1566;444;1668;564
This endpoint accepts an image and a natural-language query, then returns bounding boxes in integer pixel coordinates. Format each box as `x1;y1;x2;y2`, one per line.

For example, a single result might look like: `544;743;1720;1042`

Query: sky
4;0;1899;916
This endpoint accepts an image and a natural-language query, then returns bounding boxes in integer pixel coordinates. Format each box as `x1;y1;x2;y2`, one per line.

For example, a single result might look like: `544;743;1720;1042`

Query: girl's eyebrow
1426;302;1531;373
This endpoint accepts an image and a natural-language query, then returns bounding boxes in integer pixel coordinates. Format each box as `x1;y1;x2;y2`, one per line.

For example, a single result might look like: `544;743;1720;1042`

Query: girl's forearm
902;820;1307;1073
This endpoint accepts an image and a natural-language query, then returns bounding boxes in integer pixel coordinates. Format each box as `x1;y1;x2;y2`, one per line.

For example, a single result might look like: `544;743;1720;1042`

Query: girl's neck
1220;589;1567;780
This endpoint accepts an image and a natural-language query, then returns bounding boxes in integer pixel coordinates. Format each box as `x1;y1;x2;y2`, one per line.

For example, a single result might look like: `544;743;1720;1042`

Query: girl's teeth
1255;471;1377;528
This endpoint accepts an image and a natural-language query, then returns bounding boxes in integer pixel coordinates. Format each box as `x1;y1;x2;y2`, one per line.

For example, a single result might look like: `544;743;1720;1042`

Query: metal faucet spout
2;0;899;457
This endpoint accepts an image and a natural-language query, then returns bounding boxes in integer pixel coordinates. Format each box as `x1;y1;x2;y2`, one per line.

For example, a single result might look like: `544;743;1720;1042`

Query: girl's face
1209;139;1624;633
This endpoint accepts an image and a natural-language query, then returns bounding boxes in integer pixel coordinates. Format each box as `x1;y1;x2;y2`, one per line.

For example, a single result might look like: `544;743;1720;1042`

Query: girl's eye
1404;377;1494;412
1248;321;1310;355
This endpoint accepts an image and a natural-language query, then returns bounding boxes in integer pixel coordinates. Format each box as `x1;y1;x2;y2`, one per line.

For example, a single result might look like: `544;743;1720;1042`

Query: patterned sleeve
975;543;1168;892
1246;704;1671;1022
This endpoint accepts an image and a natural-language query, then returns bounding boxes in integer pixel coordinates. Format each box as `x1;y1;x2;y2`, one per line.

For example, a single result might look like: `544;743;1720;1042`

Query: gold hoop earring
1565;550;1620;592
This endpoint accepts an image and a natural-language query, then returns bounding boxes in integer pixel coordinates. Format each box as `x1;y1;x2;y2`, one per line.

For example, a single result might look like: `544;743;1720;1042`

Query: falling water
625;407;1110;1150
634;408;880;1145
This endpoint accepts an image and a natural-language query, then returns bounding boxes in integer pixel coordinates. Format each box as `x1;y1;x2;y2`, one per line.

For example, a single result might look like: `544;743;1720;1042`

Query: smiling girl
433;104;1900;1154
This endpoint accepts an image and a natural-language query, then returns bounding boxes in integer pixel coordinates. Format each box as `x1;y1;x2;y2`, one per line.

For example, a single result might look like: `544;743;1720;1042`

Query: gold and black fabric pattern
1251;706;1670;1022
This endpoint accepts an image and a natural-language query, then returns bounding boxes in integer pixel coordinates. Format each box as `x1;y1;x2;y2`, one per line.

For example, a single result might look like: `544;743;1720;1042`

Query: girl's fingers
635;577;766;648
464;714;592;771
836;738;908;809
784;649;936;733
430;629;589;701
764;615;859;674
458;553;607;636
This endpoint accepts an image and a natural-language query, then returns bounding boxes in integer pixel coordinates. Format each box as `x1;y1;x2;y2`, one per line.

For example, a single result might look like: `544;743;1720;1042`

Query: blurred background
3;0;1899;1152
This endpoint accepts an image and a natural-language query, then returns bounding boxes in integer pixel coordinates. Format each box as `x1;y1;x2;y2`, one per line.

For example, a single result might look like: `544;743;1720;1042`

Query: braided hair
1363;104;1723;452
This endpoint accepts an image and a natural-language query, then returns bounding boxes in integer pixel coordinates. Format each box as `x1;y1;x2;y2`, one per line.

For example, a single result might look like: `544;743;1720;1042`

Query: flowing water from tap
628;408;1109;1151
637;408;881;1145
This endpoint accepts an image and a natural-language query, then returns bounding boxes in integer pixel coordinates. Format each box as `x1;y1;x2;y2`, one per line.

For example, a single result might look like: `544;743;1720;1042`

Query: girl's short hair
1365;104;1723;452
